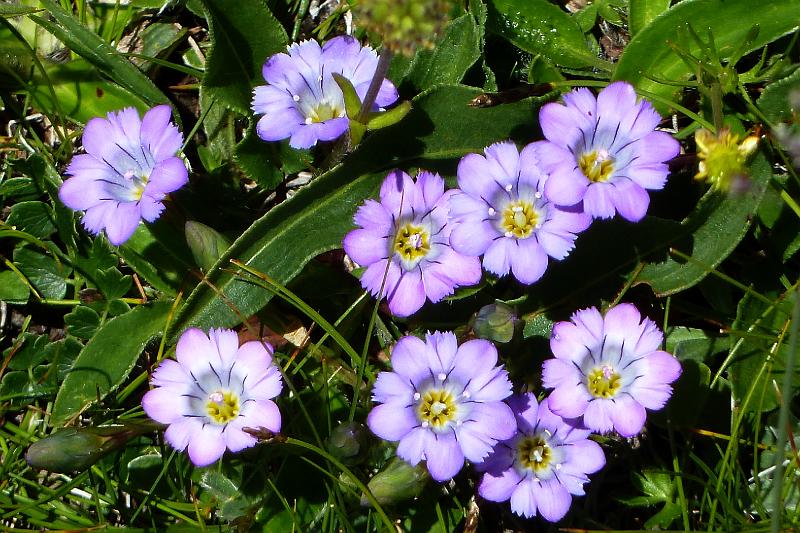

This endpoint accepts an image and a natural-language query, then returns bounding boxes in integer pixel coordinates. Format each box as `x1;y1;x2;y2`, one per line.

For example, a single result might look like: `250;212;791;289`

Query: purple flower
367;331;517;482
538;82;680;222
142;328;283;467
542;303;682;437
59;106;188;246
343;170;481;317
252;36;398;149
449;141;591;284
477;394;605;522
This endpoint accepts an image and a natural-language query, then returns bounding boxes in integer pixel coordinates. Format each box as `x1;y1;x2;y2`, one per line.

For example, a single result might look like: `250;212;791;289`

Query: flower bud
26;423;159;473
471;302;518;343
326;422;368;462
353;0;453;56
694;127;759;193
185;221;231;271
361;457;429;506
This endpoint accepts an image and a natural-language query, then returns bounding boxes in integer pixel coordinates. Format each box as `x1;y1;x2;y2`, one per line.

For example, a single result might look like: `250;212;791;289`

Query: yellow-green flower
694;127;759;191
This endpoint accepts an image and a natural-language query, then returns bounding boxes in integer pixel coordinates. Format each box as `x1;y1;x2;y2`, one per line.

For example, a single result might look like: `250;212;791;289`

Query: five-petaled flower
449;141;591;284
343;169;481;317
59;106;188;246
478;393;605;522
542;303;682;437
537;82;680;222
252;36;398;149
142;328;283;467
367;331;516;482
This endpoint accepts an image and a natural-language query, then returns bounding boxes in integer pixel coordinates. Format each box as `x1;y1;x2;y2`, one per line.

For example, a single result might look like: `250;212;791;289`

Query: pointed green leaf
614;0;800;111
51;300;172;426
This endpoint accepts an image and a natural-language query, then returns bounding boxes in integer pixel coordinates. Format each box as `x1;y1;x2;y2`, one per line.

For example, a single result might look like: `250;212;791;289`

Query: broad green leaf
614;0;800;110
200;0;287;113
13;245;71;300
5;200;56;239
64;305;102;340
757;68;800;123
636;152;771;295
402;14;481;92
665;326;728;362
0;270;29;304
628;0;671;36
31;0;167;106
486;0;610;70
173;84;542;333
19;155;76;252
119;220;194;296
27;59;148;123
232;124;285;191
730;291;798;413
51;300;172;426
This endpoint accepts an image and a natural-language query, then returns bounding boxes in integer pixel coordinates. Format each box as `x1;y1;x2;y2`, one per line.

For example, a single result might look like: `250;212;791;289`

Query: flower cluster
59;105;188;245
366;303;681;522
252;36;398;149
345;83;677;315
142;328;283;467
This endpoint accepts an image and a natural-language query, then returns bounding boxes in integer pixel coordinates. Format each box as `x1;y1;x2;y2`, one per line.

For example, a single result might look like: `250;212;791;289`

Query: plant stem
356;47;393;123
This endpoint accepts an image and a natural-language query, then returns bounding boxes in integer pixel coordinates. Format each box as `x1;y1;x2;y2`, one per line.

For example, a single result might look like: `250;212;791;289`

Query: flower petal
367;403;418;441
187;424;226;466
424;433;464;481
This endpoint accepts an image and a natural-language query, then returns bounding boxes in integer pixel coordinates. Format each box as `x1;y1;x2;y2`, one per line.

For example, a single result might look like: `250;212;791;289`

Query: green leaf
119;220;194;296
13;245;71;300
173;84;542;333
232;123;286;191
18;155;76;252
665;326;728;363
5;200;56;239
402;14;481;92
636;151;771;295
31;0;167;107
27;59;149;123
730;291;799;413
486;0;609;70
0;4;42;17
51;300;172;426
628;0;671;36
757;68;800;123
200;0;287;113
64;305;102;340
0;269;29;304
95;267;132;300
614;0;800;111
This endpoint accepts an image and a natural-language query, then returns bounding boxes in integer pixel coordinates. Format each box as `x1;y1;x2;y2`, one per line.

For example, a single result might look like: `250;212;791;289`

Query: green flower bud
185;221;231;271
361;457;429;506
326;422;368;462
353;0;453;56
471;302;518;343
26;422;160;473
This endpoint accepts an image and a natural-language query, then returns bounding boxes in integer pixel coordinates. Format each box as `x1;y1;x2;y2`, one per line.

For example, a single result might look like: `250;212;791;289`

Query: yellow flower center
579;149;615;182
206;390;240;424
394;223;430;262
501;200;538;239
517;435;552;472
305;102;343;124
587;365;621;398
417;389;457;429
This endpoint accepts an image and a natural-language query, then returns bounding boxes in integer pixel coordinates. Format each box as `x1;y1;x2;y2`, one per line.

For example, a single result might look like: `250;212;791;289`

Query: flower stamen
579;149;615;183
587;365;622;398
501;200;538;239
206;390;240;424
417;388;457;429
